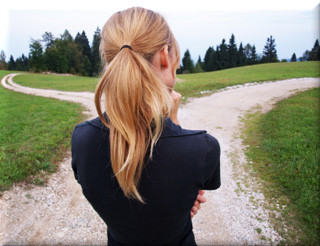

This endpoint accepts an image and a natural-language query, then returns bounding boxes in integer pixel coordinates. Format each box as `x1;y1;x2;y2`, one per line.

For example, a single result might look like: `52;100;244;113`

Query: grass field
0;71;86;194
242;88;320;244
1;61;319;243
176;61;320;100
13;61;320;102
13;73;99;92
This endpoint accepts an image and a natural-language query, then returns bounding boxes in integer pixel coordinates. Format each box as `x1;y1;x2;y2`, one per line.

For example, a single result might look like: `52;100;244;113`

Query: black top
71;116;220;246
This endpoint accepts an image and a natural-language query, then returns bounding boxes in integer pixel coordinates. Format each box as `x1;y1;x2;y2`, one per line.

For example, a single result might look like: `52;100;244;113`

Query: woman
72;7;220;245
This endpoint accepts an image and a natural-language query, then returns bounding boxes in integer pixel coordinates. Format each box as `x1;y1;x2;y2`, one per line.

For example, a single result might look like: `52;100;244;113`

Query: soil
1;73;319;245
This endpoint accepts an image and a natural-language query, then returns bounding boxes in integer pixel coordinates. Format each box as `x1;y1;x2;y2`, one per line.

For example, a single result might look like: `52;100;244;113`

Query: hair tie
120;45;133;51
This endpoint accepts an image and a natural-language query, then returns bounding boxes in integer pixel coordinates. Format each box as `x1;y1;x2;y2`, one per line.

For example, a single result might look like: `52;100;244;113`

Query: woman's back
72;117;220;245
71;7;221;245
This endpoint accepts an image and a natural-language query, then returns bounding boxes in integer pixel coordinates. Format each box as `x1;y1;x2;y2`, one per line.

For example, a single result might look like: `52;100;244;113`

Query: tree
44;39;69;73
75;31;92;75
244;43;258;65
261;35;278;63
308;39;320;61
8;55;16;70
182;49;194;73
16;54;29;71
0;50;7;70
237;42;246;67
203;47;214;72
217;39;228;70
244;43;252;60
29;39;46;72
290;53;297;62
299;50;310;61
227;34;237;68
251;45;258;64
60;30;73;42
75;31;91;60
42;32;55;49
299;39;320;61
193;56;203;73
91;27;102;76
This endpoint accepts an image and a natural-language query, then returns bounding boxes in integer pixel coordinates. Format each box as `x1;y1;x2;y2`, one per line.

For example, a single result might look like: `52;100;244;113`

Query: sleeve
71;126;80;182
201;134;221;190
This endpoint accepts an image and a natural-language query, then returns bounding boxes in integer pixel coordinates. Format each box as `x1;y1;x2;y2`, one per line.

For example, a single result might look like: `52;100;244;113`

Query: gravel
1;74;319;245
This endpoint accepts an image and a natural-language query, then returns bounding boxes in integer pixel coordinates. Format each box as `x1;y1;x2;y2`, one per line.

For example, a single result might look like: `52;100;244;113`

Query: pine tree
290;53;297;62
227;34;237;68
8;55;16;70
237;42;246;67
182;49;194;73
74;31;92;75
217;39;227;70
251;45;258;64
193;56;203;73
262;35;278;63
75;31;91;60
91;27;102;76
203;47;214;71
308;39;320;61
16;54;29;71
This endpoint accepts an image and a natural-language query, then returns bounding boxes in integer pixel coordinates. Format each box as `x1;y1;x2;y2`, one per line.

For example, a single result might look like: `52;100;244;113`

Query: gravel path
1;74;319;245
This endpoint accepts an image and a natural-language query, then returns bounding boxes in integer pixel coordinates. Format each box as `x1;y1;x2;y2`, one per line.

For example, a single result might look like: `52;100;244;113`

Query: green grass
13;62;320;102
13;73;99;92
0;71;86;194
176;61;320;100
242;88;320;244
1;61;319;240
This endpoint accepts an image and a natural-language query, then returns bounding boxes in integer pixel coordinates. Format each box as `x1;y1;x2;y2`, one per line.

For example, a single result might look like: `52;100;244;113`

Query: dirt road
1;74;319;245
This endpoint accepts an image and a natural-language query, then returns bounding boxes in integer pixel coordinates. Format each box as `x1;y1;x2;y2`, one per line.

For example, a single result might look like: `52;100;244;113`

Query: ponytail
95;7;180;202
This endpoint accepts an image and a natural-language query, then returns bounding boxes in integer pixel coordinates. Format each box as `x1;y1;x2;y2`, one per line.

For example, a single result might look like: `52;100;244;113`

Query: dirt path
1;74;319;245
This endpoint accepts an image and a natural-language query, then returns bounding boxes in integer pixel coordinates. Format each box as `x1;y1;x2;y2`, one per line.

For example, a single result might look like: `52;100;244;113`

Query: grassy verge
13;62;320;102
241;88;320;244
0;71;86;194
176;61;320;100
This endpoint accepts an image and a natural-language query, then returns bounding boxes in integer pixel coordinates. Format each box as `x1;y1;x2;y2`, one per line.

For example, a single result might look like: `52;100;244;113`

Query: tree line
0;28;102;76
179;34;320;74
0;32;319;75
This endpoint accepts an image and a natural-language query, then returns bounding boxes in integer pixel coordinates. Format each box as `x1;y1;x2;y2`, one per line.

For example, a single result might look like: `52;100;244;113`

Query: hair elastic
120;45;133;51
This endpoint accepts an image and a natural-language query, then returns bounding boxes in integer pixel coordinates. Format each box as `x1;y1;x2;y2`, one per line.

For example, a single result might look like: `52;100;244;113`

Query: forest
0;29;319;76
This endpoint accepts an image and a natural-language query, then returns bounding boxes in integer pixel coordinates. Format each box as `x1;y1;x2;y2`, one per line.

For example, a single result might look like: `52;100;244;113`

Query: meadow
242;88;320;244
12;61;320;101
0;71;86;192
1;61;319;243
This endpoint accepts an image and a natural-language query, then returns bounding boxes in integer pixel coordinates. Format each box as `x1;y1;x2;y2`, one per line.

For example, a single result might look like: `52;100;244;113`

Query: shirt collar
86;115;206;138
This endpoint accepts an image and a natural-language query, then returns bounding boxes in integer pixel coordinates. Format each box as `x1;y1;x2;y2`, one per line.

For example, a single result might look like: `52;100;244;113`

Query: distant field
13;61;320;101
176;61;320;99
13;73;99;92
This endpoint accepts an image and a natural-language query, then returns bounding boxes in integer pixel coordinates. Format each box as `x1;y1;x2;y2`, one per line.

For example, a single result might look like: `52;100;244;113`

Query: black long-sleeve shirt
71;116;220;245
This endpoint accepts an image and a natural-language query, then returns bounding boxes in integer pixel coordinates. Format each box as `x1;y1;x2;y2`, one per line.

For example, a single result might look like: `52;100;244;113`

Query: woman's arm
191;190;206;219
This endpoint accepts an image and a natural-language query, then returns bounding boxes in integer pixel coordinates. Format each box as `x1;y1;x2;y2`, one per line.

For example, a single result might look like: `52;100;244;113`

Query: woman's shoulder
161;118;218;142
72;116;109;144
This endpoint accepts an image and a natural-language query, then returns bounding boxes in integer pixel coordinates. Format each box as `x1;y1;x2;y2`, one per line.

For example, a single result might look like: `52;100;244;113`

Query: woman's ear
159;45;169;69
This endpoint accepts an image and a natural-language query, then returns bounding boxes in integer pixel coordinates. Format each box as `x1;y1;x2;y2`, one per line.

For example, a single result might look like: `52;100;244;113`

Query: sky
1;0;319;62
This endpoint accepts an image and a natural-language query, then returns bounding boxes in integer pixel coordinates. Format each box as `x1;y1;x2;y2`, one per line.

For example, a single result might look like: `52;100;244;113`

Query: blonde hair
95;7;180;202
